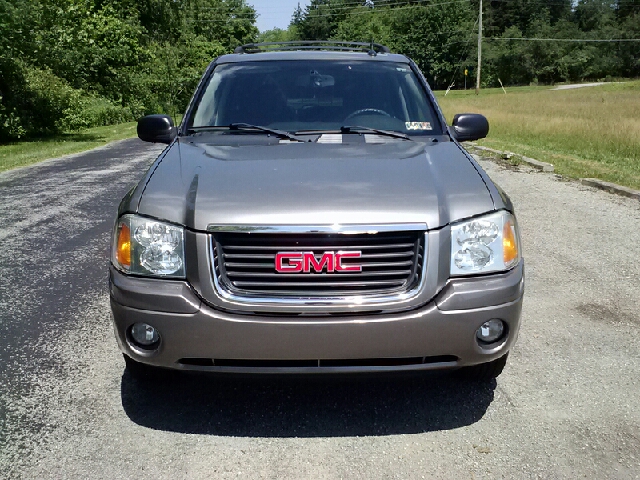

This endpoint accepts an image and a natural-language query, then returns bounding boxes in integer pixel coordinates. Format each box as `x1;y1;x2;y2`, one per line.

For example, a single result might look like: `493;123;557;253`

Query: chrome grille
211;231;425;297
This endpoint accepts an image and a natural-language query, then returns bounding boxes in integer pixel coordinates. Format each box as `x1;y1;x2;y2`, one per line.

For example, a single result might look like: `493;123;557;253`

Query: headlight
450;210;520;276
112;214;185;278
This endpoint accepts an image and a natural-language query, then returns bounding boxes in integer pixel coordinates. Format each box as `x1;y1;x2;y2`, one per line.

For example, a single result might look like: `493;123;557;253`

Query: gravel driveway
0;139;638;479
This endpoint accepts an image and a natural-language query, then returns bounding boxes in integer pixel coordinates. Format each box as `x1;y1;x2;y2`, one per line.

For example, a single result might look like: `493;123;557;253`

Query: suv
110;41;524;380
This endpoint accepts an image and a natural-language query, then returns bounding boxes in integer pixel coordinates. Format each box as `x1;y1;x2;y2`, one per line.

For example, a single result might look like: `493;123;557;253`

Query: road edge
465;143;640;202
467;144;555;172
0;138;139;180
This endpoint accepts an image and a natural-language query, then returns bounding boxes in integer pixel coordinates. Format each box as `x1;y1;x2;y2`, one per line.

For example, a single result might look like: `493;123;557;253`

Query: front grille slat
224;250;415;260
224;253;277;260
212;231;425;297
225;260;415;269
234;280;407;288
227;269;412;278
223;242;416;251
225;262;275;269
358;250;415;259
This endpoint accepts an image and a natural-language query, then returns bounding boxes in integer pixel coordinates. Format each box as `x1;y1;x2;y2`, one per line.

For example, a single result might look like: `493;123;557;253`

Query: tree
384;4;476;88
296;0;352;41
333;6;393;45
258;27;296;43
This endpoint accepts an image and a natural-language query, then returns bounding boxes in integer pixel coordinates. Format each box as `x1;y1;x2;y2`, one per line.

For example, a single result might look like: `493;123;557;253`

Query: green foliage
333;7;393;45
619;13;640;77
0;0;259;141
0;101;26;140
385;4;476;88
139;35;227;117
292;0;640;89
296;0;352;41
327;3;476;89
0;58;135;141
136;0;258;47
258;27;297;43
63;96;135;131
36;2;145;100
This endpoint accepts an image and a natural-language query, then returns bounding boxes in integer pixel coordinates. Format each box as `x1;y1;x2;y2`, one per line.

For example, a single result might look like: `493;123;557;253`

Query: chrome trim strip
207;230;429;313
207;223;427;234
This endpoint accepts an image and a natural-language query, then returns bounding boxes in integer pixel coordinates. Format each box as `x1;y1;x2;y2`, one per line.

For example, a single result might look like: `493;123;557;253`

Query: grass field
0;122;138;173
436;81;640;190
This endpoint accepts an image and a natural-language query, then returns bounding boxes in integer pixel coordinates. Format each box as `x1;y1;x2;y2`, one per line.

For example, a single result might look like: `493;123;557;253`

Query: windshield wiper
229;123;307;142
187;123;307;142
340;125;411;140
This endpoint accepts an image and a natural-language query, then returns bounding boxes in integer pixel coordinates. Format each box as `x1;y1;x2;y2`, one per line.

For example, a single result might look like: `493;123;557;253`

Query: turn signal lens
503;219;519;267
116;223;131;268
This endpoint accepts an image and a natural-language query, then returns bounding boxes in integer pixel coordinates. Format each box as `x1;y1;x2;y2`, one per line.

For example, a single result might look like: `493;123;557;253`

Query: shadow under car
120;369;497;437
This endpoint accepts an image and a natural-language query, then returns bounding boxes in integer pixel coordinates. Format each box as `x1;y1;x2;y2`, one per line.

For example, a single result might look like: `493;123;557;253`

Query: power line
295;0;469;10
300;0;471;12
197;0;472;19
215;0;640;23
489;0;639;5
249;0;638;18
488;37;640;42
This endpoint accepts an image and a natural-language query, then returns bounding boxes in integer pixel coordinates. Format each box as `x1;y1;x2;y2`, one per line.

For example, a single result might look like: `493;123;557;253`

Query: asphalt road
1;139;639;479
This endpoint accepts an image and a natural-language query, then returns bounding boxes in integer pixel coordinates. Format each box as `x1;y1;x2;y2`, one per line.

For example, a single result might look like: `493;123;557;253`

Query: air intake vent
178;356;458;370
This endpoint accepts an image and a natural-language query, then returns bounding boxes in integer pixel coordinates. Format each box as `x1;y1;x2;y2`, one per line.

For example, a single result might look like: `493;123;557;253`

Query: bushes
0;101;26;140
0;58;135;142
61;96;136;132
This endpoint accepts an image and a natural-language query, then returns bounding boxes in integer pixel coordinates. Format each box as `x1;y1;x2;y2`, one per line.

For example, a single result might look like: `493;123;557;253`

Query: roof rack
234;41;391;55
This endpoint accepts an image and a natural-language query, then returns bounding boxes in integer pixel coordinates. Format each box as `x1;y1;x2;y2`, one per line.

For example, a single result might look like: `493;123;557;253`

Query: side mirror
137;114;177;144
451;113;489;142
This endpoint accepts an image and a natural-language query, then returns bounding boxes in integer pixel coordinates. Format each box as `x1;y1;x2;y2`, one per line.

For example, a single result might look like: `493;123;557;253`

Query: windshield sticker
405;122;432;131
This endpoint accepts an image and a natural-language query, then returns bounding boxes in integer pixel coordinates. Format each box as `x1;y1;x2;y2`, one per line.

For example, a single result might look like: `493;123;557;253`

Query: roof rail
234;41;391;55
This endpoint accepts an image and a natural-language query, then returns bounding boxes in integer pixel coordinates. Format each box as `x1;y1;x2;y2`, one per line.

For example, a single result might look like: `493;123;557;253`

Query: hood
136;137;494;231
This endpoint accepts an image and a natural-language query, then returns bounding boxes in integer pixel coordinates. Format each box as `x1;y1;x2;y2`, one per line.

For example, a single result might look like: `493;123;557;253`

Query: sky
249;0;311;32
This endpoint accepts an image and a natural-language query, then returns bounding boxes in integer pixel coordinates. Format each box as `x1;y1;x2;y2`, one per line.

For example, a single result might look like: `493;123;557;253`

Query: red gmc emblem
275;251;362;273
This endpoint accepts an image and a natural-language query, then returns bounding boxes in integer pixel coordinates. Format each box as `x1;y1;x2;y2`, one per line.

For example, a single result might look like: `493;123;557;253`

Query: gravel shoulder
1;142;639;479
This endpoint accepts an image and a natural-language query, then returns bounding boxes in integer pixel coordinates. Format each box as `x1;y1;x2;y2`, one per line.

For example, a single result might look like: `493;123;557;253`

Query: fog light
129;323;160;348
476;319;505;344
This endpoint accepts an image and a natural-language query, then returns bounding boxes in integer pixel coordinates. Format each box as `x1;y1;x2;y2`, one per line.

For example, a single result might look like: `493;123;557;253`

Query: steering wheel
343;108;392;122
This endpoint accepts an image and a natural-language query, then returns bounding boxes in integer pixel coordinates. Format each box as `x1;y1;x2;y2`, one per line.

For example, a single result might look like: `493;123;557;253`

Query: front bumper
109;262;524;373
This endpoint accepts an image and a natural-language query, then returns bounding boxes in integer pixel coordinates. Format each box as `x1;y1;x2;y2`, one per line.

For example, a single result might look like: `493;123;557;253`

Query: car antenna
368;38;377;56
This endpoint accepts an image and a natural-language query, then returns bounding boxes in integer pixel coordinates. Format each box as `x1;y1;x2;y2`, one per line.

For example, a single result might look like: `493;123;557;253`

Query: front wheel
457;353;509;381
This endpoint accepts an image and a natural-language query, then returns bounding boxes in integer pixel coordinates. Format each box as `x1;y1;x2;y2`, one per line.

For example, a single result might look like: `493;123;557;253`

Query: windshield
190;60;440;135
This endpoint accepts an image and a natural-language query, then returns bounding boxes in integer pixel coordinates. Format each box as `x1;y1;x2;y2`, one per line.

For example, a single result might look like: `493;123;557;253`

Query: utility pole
476;0;482;95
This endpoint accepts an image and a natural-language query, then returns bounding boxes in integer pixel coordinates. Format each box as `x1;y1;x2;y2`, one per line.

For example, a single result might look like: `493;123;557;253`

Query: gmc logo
275;251;362;273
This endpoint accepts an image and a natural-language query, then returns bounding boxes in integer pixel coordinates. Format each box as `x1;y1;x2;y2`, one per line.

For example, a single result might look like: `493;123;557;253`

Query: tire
457;353;509;381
